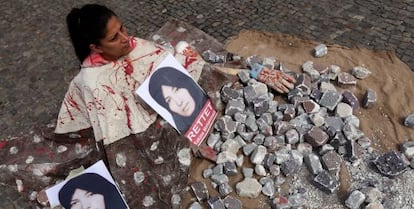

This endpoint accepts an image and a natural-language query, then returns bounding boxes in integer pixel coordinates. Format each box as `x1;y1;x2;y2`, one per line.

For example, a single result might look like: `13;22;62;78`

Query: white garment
55;37;205;145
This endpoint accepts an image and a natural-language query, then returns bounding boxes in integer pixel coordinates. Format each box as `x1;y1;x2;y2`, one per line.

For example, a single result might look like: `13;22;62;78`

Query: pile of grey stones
187;52;414;209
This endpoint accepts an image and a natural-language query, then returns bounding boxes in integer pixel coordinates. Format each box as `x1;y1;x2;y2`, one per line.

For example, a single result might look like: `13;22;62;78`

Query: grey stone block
304;153;324;175
321;151;342;172
223;196;243;209
319;90;343;111
342;90;360;111
223;161;238;176
207;196;226;209
218;182;233;196
373;151;408;177
191;182;209;202
312;170;340;194
338;72;357;85
305;126;329;147
404;114;414;128
352;66;371;79
221;86;241;103
345;190;366;209
363;89;377;108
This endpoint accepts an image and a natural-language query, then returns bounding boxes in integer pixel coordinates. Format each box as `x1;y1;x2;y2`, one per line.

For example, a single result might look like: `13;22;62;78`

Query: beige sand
183;30;414;208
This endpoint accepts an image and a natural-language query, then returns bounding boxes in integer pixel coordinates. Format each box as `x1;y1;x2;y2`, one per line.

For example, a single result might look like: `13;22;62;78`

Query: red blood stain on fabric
145;62;155;78
102;85;116;95
124;60;134;75
64;101;75;120
67;94;81;111
183;56;197;69
122;95;132;130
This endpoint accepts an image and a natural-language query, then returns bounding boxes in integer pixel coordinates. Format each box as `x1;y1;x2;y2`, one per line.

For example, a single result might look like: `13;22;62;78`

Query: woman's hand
256;67;297;94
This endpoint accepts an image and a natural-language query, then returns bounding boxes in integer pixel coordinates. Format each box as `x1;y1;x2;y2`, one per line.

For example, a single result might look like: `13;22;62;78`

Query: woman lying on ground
56;4;296;145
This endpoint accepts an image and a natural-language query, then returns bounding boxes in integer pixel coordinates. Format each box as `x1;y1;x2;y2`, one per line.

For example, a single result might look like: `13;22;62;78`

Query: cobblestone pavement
0;0;413;207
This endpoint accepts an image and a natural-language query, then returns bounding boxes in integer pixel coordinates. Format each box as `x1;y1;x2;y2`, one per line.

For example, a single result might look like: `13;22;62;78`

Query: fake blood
122;95;132;130
102;85;116;95
124;59;134;75
183;56;197;69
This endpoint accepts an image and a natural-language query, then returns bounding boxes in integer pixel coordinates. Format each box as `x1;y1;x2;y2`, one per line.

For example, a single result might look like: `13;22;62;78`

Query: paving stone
345;190;366;209
191;182;209;202
345;140;363;162
223;161;238;176
400;141;414;159
325;116;344;132
320;81;337;92
281;158;301;177
335;102;353;118
305;126;329;147
254;163;267;175
321;151;342;172
319;90;343;111
207;196;226;209
365;201;384;209
373;151;408;177
295;74;312;95
352;66;371;79
328;65;341;80
314;44;328;57
262;181;275;197
312;170;340;194
250;145;267;165
223;196;242;209
243;143;258;156
225;99;245;116
338;72;357;85
218;182;233;196
221;139;241;154
342;90;360;111
216;115;238;134
188;201;203;209
221;86;241;103
404;114;414;128
242;167;254;178
343;123;364;141
235;177;262;198
211;174;229;186
345;115;361;128
302;61;321;80
361;187;384;203
304;153;324;175
363;89;377;108
302;99;320;113
213;159;227;173
216;151;238;164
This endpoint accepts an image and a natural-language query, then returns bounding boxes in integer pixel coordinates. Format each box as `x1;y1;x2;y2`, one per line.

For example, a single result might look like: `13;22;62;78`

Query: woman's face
161;85;196;117
91;15;133;61
70;188;105;209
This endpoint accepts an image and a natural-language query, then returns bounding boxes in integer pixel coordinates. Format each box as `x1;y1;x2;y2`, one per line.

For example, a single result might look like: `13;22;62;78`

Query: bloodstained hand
256;67;296;93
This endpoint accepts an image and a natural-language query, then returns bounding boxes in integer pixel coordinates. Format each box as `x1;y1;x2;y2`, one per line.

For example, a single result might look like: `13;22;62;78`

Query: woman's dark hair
149;67;208;133
66;4;116;62
59;173;127;209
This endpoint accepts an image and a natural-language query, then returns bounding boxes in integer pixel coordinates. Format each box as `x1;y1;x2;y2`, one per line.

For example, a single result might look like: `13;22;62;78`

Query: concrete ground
0;0;412;208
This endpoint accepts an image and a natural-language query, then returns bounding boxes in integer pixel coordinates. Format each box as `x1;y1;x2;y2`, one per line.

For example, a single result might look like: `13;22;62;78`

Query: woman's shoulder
72;64;115;88
129;37;169;57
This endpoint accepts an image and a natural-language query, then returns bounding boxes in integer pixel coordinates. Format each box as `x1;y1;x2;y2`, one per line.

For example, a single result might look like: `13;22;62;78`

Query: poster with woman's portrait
136;54;217;146
46;160;129;209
